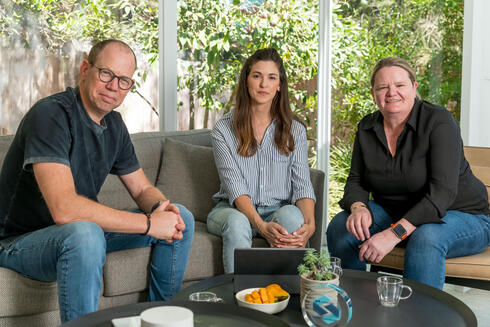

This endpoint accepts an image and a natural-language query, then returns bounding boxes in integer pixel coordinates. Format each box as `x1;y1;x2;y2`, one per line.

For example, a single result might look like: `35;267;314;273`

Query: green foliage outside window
177;0;319;133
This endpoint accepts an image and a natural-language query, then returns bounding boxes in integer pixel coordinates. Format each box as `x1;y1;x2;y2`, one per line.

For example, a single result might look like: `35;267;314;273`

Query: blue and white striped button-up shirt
211;111;316;207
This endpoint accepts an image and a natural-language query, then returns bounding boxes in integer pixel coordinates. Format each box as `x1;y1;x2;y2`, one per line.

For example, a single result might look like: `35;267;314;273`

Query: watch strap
390;223;407;240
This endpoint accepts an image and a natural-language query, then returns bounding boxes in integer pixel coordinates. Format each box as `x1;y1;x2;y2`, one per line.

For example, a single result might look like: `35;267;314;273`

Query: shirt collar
405;98;422;131
74;86;107;135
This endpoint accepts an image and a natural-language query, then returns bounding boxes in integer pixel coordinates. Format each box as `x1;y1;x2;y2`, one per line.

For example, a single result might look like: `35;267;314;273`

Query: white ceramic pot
300;273;340;310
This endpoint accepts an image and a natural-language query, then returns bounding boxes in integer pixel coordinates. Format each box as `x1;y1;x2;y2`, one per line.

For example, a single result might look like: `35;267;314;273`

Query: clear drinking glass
330;257;343;277
376;276;412;307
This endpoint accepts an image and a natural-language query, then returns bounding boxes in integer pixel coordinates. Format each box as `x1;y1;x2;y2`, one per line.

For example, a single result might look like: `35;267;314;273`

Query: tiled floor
443;284;490;326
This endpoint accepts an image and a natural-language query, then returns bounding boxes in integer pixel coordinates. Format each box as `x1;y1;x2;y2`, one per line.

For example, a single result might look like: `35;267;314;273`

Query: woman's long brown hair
234;48;297;157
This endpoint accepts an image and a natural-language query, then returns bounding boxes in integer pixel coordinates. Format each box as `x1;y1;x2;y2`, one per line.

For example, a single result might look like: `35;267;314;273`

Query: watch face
393;224;407;237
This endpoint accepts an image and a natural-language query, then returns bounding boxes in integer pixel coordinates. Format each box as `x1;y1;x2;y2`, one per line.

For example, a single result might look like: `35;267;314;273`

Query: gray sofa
0;129;325;327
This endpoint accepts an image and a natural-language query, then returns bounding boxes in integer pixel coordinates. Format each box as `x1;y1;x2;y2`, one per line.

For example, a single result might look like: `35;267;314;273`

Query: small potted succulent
298;248;340;304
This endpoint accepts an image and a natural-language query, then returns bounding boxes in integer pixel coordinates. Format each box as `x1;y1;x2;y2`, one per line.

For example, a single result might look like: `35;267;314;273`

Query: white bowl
235;288;290;314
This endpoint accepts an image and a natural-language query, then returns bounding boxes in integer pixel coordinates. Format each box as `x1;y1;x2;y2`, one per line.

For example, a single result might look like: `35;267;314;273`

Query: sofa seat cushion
156;138;220;223
103;247;151;297
445;247;490;280
373;246;490;281
0;267;58;317
183;222;224;280
184;223;270;282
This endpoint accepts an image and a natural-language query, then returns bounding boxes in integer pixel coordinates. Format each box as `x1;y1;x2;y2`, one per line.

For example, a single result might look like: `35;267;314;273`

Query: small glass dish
188;291;224;303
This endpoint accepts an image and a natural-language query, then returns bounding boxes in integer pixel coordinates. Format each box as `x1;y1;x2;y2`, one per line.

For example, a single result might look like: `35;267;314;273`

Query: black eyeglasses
94;67;134;90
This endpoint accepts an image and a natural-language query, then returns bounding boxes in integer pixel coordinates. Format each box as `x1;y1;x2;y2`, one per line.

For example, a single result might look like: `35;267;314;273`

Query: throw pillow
156;138;220;223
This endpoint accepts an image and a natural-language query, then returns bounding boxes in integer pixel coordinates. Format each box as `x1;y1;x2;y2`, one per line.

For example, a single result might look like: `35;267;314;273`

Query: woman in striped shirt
207;48;317;273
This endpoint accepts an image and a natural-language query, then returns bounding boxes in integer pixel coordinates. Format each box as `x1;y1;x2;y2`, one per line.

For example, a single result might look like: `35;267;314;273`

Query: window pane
176;0;319;157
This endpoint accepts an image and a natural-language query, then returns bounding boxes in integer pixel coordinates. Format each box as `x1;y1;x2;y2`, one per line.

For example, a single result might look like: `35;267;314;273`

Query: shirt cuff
227;187;250;206
292;190;316;204
339;194;369;212
111;164;141;176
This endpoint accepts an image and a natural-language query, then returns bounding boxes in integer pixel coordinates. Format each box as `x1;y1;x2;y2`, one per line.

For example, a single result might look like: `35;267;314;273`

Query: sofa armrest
308;168;325;251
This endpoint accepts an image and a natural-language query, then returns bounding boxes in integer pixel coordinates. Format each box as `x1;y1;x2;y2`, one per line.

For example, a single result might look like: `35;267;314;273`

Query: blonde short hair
370;57;416;88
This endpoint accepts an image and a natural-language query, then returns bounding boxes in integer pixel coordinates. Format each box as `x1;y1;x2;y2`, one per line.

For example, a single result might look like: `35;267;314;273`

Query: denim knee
222;213;252;239
326;211;349;243
406;224;445;252
59;221;106;266
270;205;304;233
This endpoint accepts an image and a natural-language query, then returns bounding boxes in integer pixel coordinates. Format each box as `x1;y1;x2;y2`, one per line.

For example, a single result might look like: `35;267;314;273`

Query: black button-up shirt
340;99;490;226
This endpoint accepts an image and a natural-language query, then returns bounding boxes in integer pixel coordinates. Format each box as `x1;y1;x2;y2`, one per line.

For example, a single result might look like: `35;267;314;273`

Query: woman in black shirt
327;57;490;289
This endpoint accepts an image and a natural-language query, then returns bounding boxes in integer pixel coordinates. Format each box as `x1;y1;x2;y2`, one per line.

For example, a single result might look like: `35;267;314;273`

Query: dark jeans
327;201;490;289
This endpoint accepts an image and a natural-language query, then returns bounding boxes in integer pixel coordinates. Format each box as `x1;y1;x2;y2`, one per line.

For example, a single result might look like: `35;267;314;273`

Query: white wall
461;0;490;147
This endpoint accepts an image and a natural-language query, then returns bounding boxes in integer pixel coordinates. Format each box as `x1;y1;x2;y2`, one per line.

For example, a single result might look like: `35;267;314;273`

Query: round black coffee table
175;269;477;327
62;269;477;327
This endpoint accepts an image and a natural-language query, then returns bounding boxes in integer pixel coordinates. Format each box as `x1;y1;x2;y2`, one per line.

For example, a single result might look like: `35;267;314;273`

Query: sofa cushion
445;247;490;280
0;267;58;317
102;247;151;297
0;135;14;167
97;129;212;210
183;222;224;280
183;222;270;282
373;246;490;281
156;138;220;223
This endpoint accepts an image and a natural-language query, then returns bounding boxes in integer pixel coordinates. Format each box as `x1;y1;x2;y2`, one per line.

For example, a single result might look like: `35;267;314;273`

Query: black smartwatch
391;223;407;240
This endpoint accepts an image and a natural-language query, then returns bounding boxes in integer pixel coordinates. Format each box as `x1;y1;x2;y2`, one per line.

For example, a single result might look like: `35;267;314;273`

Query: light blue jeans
207;200;304;274
326;201;490;289
0;204;194;323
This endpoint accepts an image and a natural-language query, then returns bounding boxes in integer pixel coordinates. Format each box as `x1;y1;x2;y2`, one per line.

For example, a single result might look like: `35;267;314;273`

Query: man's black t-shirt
0;87;140;239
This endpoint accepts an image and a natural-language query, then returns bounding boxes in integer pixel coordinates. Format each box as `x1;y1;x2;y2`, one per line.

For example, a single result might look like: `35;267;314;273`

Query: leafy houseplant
298;249;340;306
298;249;334;281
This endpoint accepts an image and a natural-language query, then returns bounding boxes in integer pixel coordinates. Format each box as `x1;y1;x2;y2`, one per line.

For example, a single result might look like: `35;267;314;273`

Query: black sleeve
339;129;370;211
22;99;72;171
404;115;462;225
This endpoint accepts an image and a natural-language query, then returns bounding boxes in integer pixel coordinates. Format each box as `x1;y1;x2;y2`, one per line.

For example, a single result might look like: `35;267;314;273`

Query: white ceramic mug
376;276;412;307
140;306;193;327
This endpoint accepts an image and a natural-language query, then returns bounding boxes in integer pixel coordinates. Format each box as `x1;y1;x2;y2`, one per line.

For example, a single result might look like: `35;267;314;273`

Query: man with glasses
0;40;195;323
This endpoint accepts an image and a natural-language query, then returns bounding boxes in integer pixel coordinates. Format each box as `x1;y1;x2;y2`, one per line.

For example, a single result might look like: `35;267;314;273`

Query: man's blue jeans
207;201;304;274
0;204;194;323
327;201;490;290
